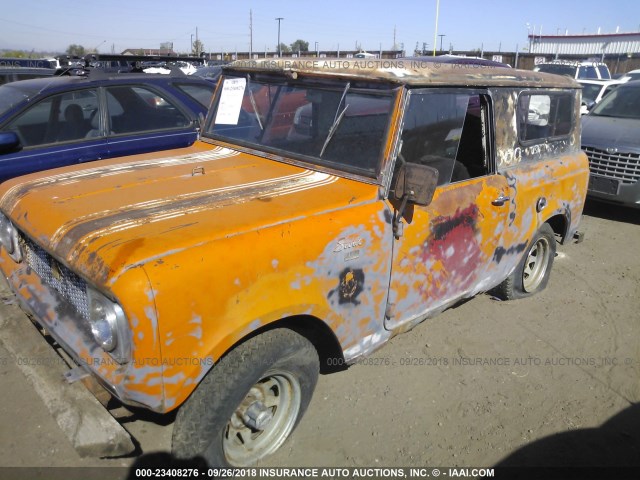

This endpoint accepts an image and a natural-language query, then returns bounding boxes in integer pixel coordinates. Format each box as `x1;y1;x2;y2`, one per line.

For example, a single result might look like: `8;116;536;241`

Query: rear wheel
491;223;556;300
172;328;319;467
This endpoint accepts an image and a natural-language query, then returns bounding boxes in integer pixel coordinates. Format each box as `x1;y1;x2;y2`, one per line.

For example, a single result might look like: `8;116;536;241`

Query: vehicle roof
226;58;580;89
407;54;511;68
1;71;210;94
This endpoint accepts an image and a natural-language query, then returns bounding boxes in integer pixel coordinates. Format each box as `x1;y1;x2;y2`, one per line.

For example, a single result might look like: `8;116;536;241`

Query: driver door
385;90;510;330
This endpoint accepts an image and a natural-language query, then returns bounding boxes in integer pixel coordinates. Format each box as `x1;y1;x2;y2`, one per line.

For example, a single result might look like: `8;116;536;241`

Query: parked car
0;67;55;86
618;68;640;83
534;59;611;80
582;80;640;208
144;61;198;75
0;57;57;85
578;79;623;114
0;59;588;467
0;71;214;181
193;65;223;82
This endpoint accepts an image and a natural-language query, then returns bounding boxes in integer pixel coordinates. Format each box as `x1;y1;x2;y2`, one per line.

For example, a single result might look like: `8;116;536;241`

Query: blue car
0;71;215;181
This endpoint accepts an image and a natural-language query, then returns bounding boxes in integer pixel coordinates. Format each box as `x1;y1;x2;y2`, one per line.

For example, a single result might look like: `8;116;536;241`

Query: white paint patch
379;67;409;77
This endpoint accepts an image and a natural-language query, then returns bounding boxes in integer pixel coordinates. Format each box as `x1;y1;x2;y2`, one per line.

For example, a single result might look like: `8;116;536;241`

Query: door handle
492;194;511;206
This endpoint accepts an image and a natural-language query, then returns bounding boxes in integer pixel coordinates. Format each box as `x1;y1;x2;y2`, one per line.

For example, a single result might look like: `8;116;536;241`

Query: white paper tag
214;78;247;125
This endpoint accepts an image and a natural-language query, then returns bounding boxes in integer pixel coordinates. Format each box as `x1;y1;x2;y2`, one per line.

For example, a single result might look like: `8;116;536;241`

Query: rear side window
105;85;190;135
517;93;573;143
174;82;215;108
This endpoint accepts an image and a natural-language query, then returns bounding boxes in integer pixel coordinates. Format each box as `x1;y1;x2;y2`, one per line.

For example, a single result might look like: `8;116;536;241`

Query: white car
143;61;197;75
534;60;611;80
618;69;640;83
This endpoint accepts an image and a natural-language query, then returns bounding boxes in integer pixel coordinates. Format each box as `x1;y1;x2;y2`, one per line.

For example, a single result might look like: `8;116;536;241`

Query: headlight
0;213;22;262
0;215;14;253
87;288;126;353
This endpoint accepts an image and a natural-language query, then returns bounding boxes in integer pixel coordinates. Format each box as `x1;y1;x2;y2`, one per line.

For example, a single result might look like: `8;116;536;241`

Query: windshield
205;75;395;177
581;83;603;103
590;85;640;119
0;82;38;116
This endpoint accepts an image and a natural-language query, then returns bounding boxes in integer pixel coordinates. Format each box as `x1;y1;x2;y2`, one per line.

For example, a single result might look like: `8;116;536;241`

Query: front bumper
0;276;134;457
587;174;640;209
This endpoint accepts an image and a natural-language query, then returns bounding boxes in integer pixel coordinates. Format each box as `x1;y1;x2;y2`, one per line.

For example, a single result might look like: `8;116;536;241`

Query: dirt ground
1;199;639;476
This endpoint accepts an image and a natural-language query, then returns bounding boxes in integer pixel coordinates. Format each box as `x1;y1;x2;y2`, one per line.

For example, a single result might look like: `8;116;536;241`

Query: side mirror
0;132;20;154
392;162;438;238
394;162;438;206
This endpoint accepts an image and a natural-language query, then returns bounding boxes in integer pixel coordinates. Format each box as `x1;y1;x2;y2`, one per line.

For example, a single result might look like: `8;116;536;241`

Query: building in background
528;31;640;59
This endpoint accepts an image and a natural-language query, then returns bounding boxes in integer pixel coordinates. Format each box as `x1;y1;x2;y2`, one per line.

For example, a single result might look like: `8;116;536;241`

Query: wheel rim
522;236;550;292
223;371;301;466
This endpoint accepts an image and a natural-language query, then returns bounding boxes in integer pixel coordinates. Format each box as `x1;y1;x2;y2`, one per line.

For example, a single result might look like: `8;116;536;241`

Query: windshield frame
202;72;400;184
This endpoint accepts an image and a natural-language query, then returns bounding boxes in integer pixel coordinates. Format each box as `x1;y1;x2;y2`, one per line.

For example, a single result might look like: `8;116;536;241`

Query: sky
1;0;640;55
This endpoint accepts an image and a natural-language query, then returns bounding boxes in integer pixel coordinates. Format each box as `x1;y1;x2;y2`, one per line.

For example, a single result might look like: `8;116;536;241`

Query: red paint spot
420;205;481;298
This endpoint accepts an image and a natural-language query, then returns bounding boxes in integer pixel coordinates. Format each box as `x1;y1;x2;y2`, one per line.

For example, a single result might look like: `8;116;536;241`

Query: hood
0;143;379;286
582;115;640;152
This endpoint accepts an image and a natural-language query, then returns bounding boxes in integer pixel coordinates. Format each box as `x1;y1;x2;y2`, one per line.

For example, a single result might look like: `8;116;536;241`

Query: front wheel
172;328;319;467
490;223;556;300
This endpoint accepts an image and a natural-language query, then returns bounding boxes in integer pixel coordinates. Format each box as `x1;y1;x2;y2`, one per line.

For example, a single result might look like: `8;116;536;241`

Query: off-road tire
172;328;319;467
490;223;556;300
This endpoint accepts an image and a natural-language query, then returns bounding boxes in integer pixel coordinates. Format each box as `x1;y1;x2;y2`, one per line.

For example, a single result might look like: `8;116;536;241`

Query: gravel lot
1;199;639;477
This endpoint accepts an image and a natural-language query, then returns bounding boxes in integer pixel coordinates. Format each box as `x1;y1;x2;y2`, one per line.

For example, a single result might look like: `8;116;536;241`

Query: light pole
276;17;284;57
315;41;319;57
433;0;440;56
191;34;194;55
438;34;445;52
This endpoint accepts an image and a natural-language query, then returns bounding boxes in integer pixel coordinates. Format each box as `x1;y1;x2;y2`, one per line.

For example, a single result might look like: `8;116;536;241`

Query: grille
21;235;90;321
583;146;640;184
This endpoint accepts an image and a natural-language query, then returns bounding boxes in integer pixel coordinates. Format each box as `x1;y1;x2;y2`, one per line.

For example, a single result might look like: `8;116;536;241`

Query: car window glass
517;93;573;142
399;92;488;186
208;78;394;177
579;65;598;79
173;82;214;108
5;89;98;147
105;85;190;135
590;86;640;119
580;84;601;103
596;66;611;79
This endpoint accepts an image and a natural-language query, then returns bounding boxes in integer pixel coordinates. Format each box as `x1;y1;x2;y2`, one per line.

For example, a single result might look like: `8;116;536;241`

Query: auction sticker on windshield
215;77;246;124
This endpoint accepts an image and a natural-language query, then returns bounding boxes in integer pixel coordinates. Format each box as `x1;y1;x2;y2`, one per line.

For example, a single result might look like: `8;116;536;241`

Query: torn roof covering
224;58;581;89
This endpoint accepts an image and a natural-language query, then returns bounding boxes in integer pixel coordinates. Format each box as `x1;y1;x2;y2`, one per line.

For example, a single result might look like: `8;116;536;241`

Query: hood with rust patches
0;143;379;287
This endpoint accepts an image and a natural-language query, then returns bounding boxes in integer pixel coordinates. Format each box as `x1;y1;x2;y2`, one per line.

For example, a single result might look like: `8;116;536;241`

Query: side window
173;82;215;108
517;93;573;143
5;89;98;146
596;66;611;80
105;86;190;135
398;91;489;187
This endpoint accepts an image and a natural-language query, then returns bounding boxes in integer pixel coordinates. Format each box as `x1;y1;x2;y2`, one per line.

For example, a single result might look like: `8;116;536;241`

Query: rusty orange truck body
0;59;588;466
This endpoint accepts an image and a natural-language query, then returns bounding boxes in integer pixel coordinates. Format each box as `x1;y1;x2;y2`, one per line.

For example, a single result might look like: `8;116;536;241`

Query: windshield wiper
246;74;264;130
320;82;350;157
